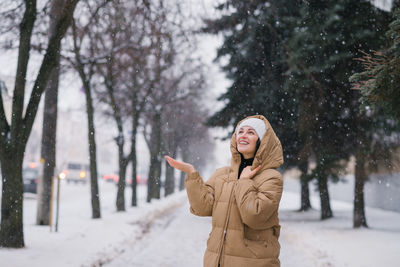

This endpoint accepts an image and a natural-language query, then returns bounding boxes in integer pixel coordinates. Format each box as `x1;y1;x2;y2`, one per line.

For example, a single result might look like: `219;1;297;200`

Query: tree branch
23;0;80;146
10;0;36;147
0;87;10;150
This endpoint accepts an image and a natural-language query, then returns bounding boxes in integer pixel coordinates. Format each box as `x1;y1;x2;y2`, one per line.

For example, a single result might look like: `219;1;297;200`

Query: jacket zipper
216;180;238;267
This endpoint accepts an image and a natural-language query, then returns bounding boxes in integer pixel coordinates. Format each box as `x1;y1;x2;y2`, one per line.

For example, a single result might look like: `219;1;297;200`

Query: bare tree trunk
0;0;79;248
352;92;368;228
116;156;128;211
83;81;101;218
147;152;162;201
317;168;333;220
36;0;63;225
0;152;24;247
147;112;162;202
164;148;176;196
36;58;59;225
130;115;138;207
153;113;162;200
2;0;39;248
354;140;368;228
103;77;128;212
179;148;188;191
179;171;185;191
146;167;153;203
299;160;312;211
72;17;101;219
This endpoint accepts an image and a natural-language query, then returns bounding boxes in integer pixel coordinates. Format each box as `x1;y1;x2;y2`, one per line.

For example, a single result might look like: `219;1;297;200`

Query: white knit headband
236;118;267;139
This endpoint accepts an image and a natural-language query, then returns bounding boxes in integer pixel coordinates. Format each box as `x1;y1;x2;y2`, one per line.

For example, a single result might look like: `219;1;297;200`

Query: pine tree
204;0;324;211
287;0;392;220
349;8;400;227
350;9;400;123
205;0;395;222
204;0;305;179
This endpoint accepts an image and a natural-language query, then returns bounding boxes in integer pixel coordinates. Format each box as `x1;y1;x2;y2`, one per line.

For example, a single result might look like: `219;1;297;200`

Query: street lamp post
55;172;65;232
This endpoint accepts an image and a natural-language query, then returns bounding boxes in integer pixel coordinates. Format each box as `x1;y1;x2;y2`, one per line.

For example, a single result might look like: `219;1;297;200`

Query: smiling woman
165;115;284;267
237;125;259;159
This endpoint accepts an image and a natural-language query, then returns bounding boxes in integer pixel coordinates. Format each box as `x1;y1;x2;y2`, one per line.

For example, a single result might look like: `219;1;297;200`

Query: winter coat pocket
243;238;269;258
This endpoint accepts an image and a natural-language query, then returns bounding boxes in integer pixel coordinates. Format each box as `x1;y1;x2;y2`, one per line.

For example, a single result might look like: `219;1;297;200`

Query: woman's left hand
164;155;195;174
240;165;261;179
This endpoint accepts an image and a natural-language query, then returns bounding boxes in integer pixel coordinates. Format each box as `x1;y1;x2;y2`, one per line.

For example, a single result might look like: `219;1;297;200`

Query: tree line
0;0;213;248
204;0;400;227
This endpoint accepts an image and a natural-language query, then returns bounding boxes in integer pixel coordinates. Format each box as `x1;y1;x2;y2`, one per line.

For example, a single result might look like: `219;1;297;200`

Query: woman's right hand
164;155;195;174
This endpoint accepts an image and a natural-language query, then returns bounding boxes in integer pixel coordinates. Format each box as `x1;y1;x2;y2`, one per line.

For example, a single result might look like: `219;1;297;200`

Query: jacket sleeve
185;170;218;217
234;170;283;229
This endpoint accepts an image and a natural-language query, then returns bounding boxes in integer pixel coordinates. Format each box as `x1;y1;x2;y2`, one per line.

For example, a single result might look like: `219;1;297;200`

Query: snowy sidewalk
105;191;400;267
103;201;322;267
105;202;209;267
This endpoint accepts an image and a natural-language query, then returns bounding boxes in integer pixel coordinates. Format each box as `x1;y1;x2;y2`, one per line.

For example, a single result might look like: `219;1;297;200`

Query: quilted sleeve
234;170;283;229
185;170;219;217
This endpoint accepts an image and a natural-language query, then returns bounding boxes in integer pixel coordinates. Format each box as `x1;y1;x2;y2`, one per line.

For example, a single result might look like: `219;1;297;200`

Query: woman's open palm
164;155;195;174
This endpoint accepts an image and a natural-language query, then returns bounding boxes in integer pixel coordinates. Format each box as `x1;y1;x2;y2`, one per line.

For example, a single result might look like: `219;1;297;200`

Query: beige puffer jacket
185;115;284;267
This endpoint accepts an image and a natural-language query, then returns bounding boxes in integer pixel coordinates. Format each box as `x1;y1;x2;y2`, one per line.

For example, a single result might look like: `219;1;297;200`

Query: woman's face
236;126;259;159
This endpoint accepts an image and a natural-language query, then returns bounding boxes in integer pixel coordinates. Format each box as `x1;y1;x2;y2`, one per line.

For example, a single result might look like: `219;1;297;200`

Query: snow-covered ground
1;176;400;267
0;181;188;267
104;190;400;267
279;190;400;267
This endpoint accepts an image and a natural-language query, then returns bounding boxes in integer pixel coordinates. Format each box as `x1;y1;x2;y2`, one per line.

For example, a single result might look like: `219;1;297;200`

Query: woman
165;115;283;267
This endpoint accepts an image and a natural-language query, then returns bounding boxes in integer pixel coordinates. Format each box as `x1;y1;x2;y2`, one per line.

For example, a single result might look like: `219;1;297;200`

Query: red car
104;174;147;185
104;174;118;183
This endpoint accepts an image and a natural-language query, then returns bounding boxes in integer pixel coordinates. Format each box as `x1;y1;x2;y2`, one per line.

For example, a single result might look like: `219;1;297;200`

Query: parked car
23;167;39;193
103;174;118;183
60;162;89;184
103;174;147;185
137;174;147;185
113;175;147;185
112;175;132;185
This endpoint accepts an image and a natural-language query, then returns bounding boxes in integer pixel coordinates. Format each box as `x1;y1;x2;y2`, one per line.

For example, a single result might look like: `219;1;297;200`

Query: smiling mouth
238;141;249;145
